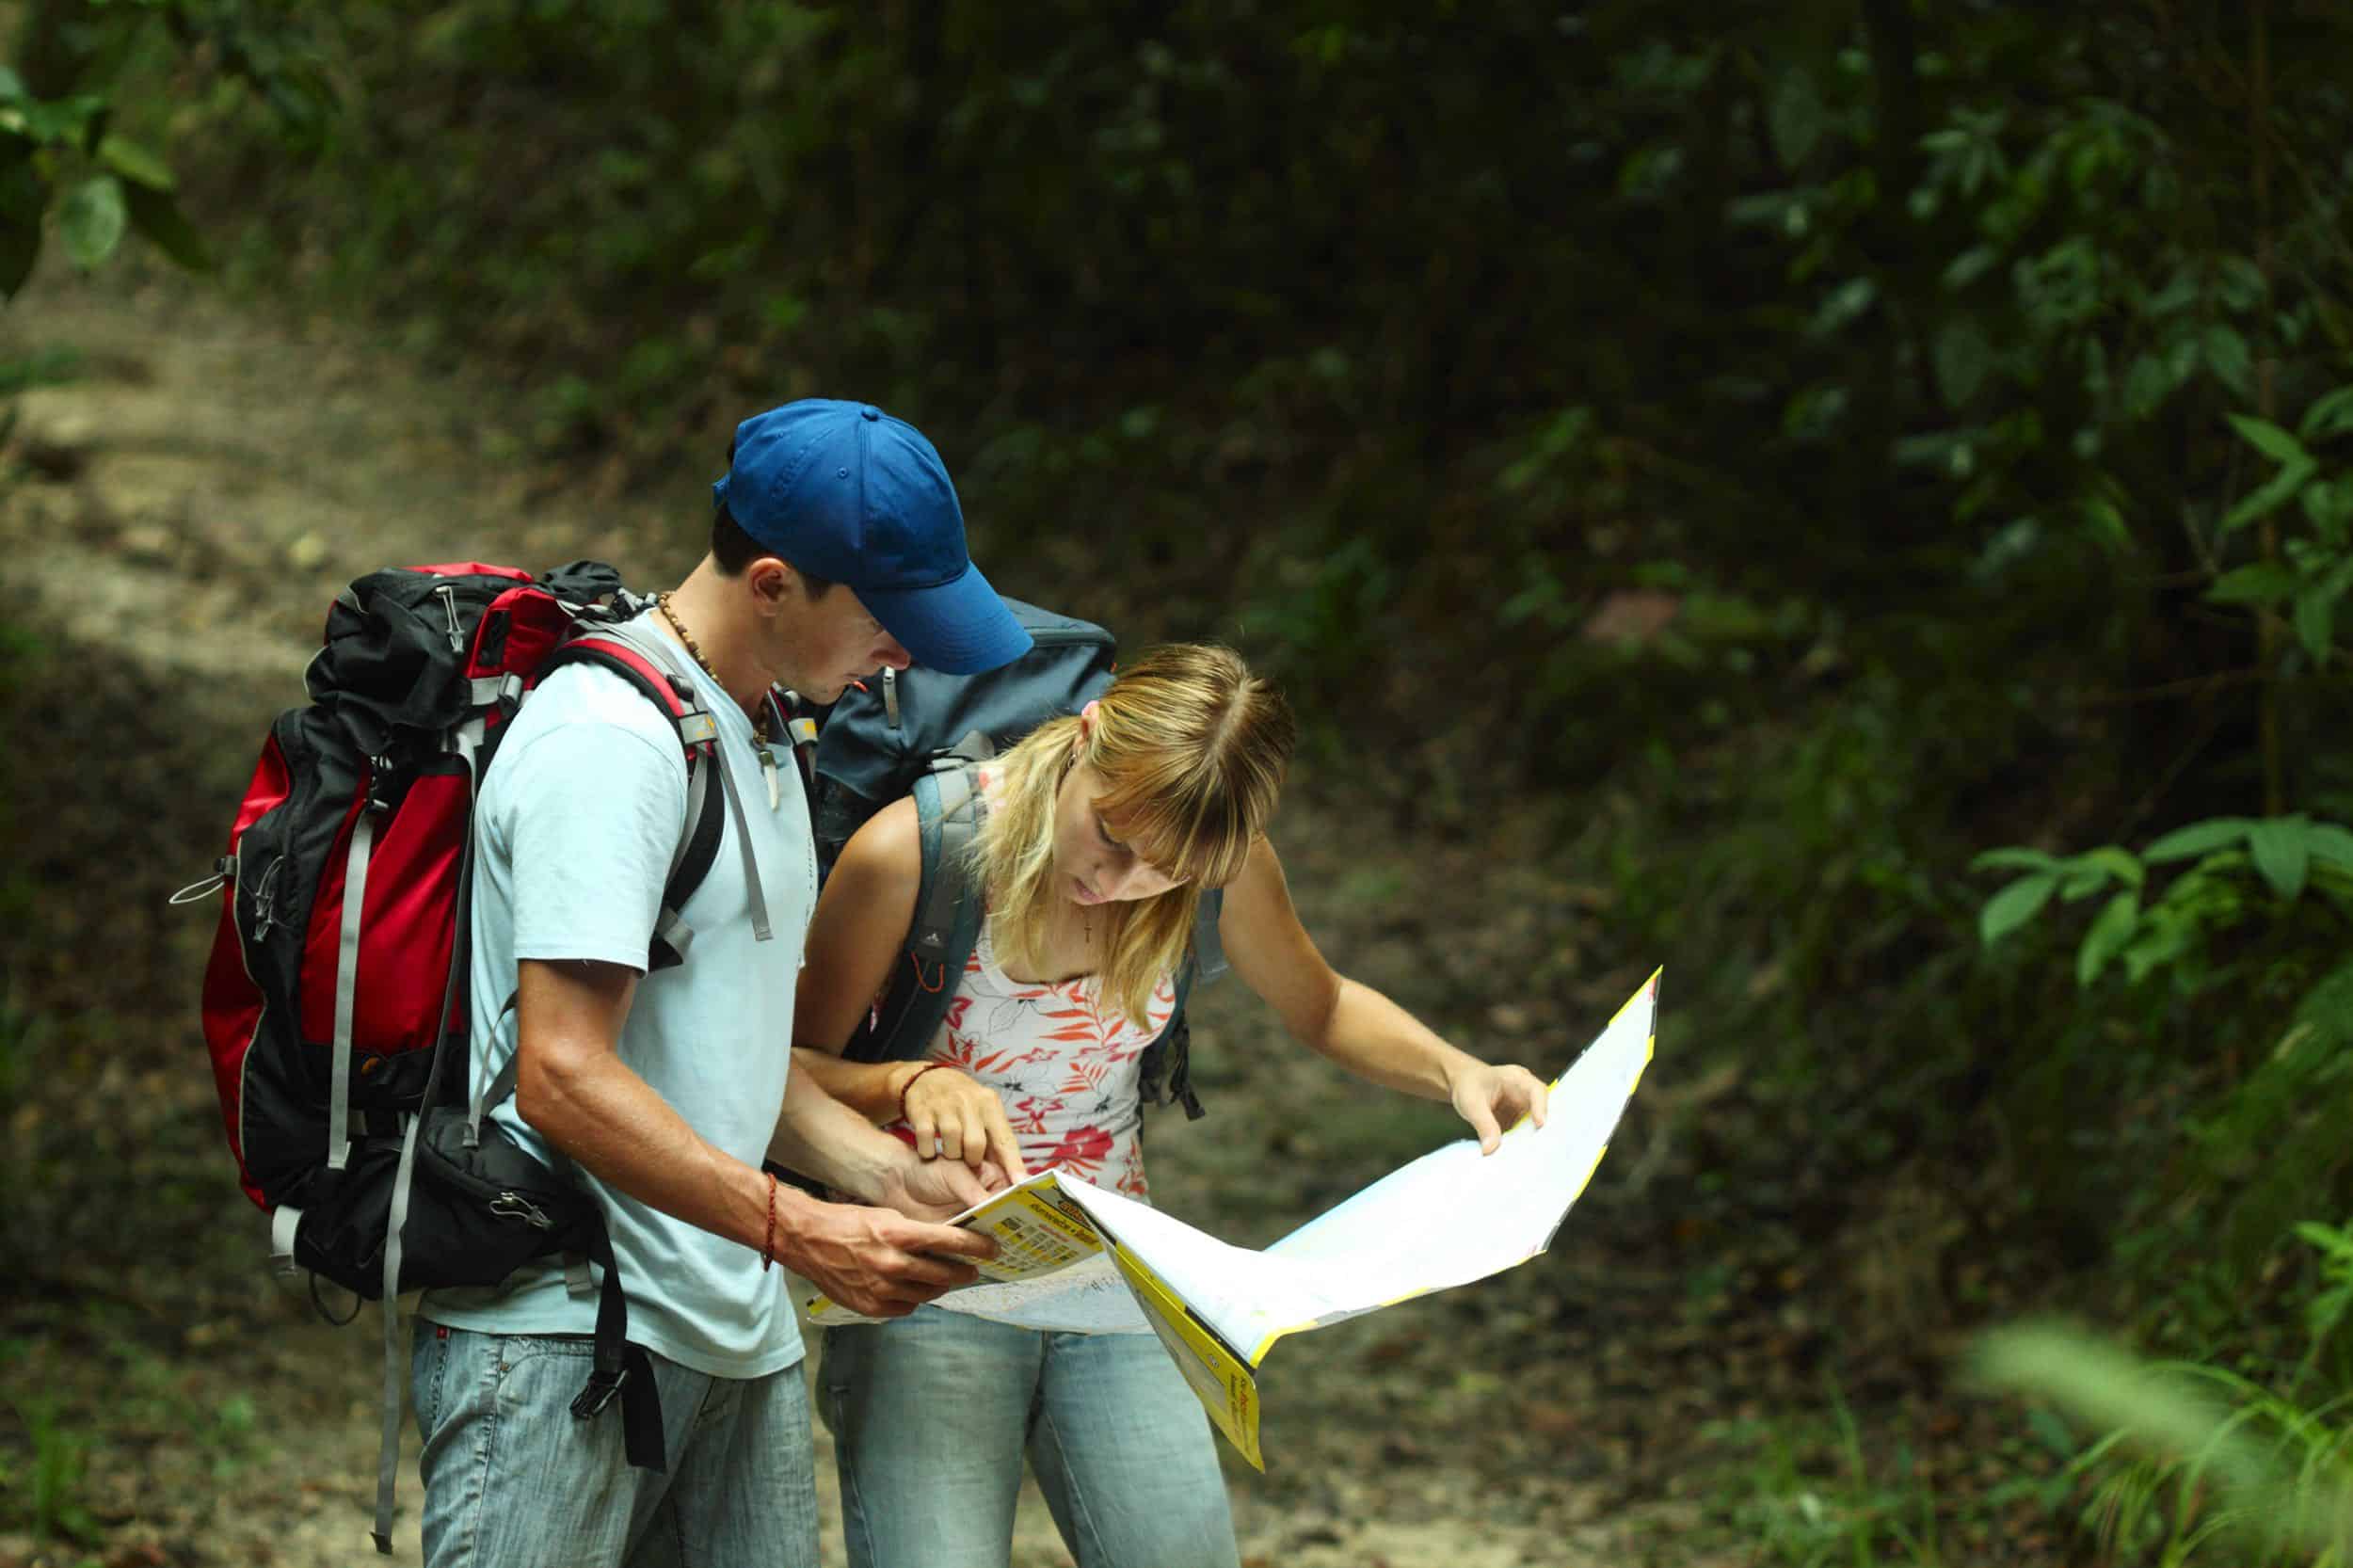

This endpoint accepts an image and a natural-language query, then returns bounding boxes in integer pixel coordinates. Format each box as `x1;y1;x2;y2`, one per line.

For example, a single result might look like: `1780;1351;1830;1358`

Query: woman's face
1051;758;1190;907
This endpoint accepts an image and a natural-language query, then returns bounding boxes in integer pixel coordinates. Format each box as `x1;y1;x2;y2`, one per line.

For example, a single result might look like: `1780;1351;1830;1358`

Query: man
412;400;1036;1566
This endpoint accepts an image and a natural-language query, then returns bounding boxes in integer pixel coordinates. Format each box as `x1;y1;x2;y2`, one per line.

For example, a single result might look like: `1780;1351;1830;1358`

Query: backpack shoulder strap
1137;887;1225;1121
846;760;988;1064
1192;885;1227;986
541;631;727;970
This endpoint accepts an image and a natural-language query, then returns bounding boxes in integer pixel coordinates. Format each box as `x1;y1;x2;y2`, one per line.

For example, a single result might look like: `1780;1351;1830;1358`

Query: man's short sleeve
492;715;689;972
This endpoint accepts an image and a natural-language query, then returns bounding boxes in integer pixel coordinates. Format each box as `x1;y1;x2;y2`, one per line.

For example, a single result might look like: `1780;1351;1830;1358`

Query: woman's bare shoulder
837;795;923;886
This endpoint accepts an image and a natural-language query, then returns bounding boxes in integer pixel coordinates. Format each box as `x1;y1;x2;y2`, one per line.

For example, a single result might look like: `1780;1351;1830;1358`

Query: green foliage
1;0;332;296
1976;1322;2353;1566
2209;405;2353;667
3;1396;102;1547
1975;817;2353;990
1703;1381;1951;1568
2298;1222;2353;1389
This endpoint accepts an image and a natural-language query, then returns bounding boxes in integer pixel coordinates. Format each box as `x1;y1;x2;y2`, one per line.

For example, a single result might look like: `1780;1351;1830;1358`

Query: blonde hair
975;644;1296;1025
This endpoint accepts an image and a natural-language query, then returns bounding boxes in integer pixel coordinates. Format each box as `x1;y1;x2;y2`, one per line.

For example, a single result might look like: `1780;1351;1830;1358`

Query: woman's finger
1463;1093;1503;1155
907;1100;939;1160
957;1104;992;1171
983;1102;1029;1182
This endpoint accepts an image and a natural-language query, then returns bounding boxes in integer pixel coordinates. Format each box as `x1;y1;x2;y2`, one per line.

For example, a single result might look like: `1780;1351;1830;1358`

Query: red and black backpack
186;559;782;1551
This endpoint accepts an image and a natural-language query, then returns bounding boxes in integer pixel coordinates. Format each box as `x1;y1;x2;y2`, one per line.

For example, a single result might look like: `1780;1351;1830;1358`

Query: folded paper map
799;968;1659;1467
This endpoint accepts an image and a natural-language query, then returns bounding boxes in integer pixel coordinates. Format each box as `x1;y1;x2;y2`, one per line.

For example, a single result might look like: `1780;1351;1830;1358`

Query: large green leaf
1970;846;2062;873
2298;385;2353;443
2247;817;2311;900
1768;68;1826;169
2222;456;2318;533
2142;818;2254;862
2076;890;2140;988
1941;247;1997;292
2305;823;2353;872
58;174;126;269
2205;562;2297;605
2227;413;2312;467
97;134;173;192
2066;846;2147;890
2203;325;2253;399
1981;873;2058;946
1935;318;1994;408
2294;583;2339;665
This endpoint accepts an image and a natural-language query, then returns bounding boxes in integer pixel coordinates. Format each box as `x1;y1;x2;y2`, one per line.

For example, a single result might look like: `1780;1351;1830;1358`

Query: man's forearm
769;1065;912;1203
523;1047;771;1251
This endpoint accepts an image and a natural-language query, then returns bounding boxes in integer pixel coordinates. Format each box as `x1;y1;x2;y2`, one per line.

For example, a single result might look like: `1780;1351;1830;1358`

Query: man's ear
745;555;795;611
1078;697;1100;738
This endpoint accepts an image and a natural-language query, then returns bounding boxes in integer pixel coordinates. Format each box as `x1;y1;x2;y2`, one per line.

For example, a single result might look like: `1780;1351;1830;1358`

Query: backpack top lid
305;560;628;761
810;598;1115;807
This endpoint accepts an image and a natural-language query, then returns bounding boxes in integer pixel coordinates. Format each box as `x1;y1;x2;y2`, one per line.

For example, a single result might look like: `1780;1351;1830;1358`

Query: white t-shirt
420;616;814;1379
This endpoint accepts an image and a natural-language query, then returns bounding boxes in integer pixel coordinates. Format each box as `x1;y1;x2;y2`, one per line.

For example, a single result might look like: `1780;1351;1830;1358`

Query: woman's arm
792;1047;926;1121
794;797;1028;1177
1219;837;1549;1153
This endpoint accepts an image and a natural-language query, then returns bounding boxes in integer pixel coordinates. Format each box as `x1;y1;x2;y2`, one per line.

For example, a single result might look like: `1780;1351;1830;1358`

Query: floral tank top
888;914;1177;1200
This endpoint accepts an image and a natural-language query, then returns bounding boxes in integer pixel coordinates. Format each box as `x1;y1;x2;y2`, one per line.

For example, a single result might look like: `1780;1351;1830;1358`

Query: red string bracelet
760;1170;778;1272
898;1062;950;1125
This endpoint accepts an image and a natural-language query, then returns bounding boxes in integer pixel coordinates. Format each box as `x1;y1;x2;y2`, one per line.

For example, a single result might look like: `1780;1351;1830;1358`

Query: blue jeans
410;1322;820;1568
820;1307;1240;1568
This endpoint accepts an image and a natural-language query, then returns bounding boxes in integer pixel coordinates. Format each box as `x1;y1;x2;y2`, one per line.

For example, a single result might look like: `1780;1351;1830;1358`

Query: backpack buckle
569;1365;628;1420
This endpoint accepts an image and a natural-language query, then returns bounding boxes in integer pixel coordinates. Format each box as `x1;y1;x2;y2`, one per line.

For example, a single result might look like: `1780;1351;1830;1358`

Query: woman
794;643;1549;1568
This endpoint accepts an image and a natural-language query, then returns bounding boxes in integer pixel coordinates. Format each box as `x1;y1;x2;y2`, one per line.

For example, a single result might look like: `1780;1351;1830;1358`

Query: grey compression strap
268;1204;304;1276
1193;888;1228;984
376;721;481;1555
467;990;519;1147
714;751;771;943
328;810;378;1171
373;1109;425;1555
468;673;525;708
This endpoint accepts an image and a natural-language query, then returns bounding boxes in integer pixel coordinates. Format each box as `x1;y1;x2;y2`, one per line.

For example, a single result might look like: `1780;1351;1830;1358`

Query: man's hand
1448;1061;1552;1156
774;1190;998;1319
873;1146;1011;1223
902;1065;1030;1181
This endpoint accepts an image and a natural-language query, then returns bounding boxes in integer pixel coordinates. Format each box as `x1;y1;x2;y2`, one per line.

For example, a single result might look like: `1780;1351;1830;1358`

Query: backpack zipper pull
168;855;236;904
434;585;465;654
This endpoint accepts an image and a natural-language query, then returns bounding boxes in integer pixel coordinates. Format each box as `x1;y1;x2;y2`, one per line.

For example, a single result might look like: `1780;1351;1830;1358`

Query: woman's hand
1448;1062;1551;1155
901;1064;1031;1182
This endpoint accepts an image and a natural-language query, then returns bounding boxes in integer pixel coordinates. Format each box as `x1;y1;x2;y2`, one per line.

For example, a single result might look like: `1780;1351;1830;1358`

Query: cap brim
860;561;1034;676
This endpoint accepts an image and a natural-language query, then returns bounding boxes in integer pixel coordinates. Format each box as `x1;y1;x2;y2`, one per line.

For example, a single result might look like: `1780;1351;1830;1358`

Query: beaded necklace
655;590;770;746
656;590;791;808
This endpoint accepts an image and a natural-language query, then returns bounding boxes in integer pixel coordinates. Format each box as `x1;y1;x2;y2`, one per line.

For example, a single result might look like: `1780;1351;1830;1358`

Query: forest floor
0;264;2067;1567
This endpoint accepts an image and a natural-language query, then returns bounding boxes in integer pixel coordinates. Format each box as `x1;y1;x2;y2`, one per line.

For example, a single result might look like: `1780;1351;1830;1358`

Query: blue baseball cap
712;399;1032;675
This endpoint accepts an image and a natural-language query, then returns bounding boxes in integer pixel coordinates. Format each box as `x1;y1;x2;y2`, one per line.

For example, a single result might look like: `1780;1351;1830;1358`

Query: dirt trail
2;264;1671;1568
